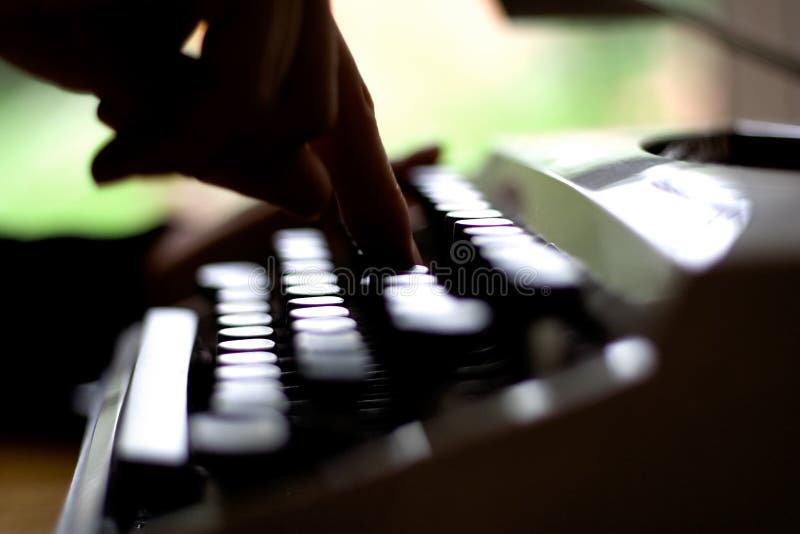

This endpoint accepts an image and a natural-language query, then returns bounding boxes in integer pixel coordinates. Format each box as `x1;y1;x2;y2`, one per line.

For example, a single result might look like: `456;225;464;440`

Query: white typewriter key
383;274;438;287
217;351;278;366
217;287;269;302
285;284;343;298
218;338;276;353
294;331;365;352
190;412;289;455
281;259;335;273
218;313;273;327
197;262;265;289
292;317;357;334
217;326;274;342
215;363;282;381
281;272;338;287
274;228;325;241
215;301;270;315
463;225;525;237
286;296;345;313
211;384;289;414
434;200;491;212
289;306;350;320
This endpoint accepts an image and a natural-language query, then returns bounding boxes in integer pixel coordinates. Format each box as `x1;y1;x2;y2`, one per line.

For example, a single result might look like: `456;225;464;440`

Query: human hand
145;145;440;304
0;1;417;267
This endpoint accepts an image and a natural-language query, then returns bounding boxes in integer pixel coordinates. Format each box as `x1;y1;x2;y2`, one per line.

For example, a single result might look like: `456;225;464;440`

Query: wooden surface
0;440;79;534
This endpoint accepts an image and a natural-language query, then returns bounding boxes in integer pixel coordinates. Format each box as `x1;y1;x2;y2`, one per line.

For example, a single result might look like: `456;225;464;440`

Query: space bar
116;308;198;466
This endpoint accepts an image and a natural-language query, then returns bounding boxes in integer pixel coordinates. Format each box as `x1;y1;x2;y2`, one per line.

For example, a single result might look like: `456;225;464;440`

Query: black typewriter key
215;363;282;381
215;301;270;315
289;306;350;320
292;317;358;334
217;351;278;366
190;412;290;455
218;313;273;327
217;326;274;342
218;338;277;353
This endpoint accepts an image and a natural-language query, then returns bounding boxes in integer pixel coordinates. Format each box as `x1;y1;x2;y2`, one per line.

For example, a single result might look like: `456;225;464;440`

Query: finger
204;143;333;217
95;126;332;216
391;144;442;184
201;0;303;107
279;0;338;139
315;32;417;268
94;1;335;189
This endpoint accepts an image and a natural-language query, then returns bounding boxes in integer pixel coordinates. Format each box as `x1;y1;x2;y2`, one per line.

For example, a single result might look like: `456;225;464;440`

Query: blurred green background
0;0;724;240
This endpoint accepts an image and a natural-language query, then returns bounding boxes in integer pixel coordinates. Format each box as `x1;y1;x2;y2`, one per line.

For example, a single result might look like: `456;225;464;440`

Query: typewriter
57;120;800;533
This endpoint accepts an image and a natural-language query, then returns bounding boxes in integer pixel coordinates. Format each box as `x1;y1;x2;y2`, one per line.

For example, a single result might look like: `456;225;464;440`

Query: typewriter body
58;121;800;533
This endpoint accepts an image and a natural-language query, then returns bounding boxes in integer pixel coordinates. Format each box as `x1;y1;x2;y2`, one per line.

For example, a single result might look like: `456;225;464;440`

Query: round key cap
190;412;289;455
482;242;583;289
292;317;357;334
211;383;289;414
218;338;276;353
383;283;448;303
217;287;270;302
296;350;370;382
281;272;338;287
218;326;274;341
390;297;492;336
384;274;438;287
197;262;266;290
445;209;503;224
215;363;282;381
434;200;491;213
463;225;524;237
294;331;365;352
471;233;538;249
285;284;343;298
218;313;273;327
215;301;270;315
286;296;345;313
453;218;514;242
217;351;278;365
276;243;331;261
289;306;350;320
274;228;325;241
281;259;335;273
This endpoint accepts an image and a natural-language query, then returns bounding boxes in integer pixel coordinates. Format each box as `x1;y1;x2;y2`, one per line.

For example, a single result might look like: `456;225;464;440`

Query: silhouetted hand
146;145;440;304
0;1;417;267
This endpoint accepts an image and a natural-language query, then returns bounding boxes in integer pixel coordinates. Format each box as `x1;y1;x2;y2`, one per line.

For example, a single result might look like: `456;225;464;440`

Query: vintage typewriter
57;0;800;530
57;119;800;532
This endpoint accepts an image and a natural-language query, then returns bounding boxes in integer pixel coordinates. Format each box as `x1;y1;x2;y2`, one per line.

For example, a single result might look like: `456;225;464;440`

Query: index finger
314;32;418;268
